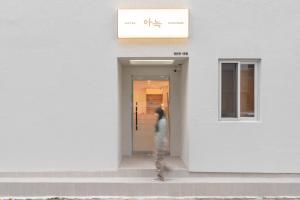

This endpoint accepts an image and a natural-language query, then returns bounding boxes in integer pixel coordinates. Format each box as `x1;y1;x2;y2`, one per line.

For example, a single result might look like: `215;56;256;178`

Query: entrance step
1;177;300;197
1;156;300;197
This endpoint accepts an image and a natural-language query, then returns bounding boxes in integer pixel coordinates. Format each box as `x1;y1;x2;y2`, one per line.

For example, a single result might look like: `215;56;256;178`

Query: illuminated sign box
118;9;189;38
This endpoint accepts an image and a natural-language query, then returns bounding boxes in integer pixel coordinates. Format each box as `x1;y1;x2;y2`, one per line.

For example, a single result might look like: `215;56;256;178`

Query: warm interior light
129;60;174;65
146;88;163;94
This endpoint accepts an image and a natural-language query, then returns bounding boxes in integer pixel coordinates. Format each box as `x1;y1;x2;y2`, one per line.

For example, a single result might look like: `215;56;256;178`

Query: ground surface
1;197;300;200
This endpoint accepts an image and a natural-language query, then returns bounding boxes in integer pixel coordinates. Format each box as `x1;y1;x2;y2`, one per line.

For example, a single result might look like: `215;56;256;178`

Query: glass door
132;79;170;154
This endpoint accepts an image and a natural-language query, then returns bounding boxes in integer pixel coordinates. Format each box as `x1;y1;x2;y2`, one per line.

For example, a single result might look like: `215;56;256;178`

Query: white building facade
1;0;300;176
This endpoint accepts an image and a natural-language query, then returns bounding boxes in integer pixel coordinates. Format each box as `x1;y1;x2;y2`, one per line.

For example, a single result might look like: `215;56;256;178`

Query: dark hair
155;107;165;120
155;107;165;132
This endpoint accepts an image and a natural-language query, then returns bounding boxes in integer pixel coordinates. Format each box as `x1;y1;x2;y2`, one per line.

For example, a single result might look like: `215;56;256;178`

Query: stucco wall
0;0;120;171
187;0;300;173
0;0;300;172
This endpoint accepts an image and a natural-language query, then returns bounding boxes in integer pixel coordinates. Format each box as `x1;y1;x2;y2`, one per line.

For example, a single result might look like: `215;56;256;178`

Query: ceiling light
129;59;175;65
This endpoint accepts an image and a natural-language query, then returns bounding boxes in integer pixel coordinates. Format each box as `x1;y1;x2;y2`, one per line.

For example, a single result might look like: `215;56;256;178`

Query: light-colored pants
155;149;166;178
154;136;168;178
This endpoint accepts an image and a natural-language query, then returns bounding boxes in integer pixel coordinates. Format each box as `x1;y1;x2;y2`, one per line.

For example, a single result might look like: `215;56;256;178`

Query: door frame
131;75;171;155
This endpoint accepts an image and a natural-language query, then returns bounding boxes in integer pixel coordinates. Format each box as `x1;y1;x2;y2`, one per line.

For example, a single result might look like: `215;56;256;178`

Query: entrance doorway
118;57;189;165
132;79;170;154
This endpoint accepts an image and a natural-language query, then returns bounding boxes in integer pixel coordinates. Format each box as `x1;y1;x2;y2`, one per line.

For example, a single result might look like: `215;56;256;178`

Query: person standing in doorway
154;107;168;181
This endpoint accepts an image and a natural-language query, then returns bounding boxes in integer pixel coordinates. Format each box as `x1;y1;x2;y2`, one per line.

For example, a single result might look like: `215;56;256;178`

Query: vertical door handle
135;102;138;130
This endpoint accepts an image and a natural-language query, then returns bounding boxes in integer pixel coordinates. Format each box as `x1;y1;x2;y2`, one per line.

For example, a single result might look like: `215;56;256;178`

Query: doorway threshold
120;154;186;170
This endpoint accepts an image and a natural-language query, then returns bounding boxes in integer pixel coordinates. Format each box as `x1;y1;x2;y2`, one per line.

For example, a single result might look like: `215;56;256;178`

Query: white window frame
219;59;259;121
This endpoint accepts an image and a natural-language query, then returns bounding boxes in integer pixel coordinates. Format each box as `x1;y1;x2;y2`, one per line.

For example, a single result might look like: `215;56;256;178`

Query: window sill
218;118;261;123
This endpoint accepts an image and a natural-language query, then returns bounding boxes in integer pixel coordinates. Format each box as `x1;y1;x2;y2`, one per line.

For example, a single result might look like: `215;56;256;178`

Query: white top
155;118;167;151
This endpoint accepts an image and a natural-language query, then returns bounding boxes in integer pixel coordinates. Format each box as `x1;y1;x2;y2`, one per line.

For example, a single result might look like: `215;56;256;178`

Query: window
219;60;259;120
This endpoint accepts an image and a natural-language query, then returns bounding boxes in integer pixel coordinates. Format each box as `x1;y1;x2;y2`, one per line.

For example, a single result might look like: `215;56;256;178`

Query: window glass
221;63;238;118
240;64;255;117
